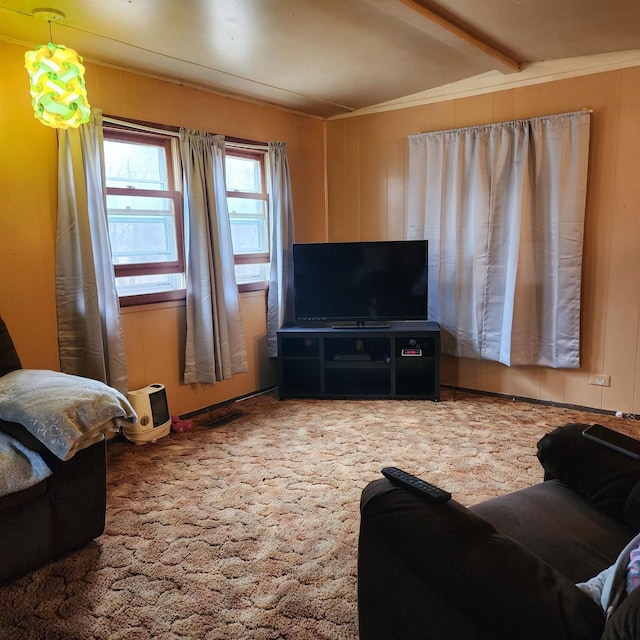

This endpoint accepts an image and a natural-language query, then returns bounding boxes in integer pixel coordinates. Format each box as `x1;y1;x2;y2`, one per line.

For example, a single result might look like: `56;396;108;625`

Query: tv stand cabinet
277;322;440;400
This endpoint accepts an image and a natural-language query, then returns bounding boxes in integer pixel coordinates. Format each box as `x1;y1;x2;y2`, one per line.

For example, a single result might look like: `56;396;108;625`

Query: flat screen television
293;240;428;326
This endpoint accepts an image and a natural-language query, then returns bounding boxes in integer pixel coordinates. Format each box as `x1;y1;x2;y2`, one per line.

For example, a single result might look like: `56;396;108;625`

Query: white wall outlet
589;374;611;387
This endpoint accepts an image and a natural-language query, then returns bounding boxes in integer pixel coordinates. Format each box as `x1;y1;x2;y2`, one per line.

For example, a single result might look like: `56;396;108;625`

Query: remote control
381;466;451;502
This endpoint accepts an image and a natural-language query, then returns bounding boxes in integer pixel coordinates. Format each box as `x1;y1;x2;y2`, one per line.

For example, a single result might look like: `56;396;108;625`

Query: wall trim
329;49;640;120
444;385;638;420
184;383;639;421
181;386;278;419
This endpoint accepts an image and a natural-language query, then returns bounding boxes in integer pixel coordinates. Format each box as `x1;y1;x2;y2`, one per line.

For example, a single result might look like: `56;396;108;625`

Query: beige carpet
0;389;637;639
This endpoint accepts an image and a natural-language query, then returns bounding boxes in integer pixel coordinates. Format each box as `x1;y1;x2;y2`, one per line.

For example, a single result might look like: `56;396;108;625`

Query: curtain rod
410;108;593;137
102;114;269;149
103;115;180;137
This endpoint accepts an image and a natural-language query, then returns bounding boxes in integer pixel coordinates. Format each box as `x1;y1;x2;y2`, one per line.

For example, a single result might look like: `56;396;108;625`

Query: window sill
238;281;268;293
118;282;267;307
119;289;186;307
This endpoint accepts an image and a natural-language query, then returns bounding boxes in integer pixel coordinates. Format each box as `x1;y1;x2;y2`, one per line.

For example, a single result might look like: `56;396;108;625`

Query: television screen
293;240;428;324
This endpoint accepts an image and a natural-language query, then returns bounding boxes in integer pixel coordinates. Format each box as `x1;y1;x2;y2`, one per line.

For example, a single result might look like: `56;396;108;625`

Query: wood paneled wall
3;32;639;416
0;39;325;416
326;68;640;414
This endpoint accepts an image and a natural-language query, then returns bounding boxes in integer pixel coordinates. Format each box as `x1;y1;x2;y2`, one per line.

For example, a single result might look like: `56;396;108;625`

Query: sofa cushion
471;479;634;583
360;478;605;640
536;423;640;530
0;316;21;379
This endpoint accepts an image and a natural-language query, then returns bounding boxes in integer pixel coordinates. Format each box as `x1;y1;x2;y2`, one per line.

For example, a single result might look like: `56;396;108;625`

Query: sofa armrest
358;478;605;640
49;438;107;556
537;424;640;529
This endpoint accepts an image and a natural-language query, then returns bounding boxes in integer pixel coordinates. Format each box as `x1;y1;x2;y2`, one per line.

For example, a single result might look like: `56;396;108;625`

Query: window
225;149;270;290
103;128;269;303
103;129;185;304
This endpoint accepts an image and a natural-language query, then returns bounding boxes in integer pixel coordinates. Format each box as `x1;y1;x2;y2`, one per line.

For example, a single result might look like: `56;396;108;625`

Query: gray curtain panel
56;108;128;393
179;129;248;384
267;141;295;358
407;110;591;368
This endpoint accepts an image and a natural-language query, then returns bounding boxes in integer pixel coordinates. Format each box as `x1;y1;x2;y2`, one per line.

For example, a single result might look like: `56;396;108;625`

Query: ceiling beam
369;0;521;74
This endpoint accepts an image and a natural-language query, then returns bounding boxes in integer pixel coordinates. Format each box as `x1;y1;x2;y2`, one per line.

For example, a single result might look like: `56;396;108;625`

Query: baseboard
181;385;278;420
181;383;638;422
442;384;638;420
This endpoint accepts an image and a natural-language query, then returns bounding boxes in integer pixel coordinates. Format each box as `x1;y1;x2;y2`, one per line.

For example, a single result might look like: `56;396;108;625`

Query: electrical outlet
589;374;611;387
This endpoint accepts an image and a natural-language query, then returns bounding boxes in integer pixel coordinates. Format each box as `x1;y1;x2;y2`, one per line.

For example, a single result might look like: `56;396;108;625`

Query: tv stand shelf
277;322;440;400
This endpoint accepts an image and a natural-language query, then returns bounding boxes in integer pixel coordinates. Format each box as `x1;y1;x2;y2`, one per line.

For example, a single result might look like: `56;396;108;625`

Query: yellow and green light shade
23;9;90;129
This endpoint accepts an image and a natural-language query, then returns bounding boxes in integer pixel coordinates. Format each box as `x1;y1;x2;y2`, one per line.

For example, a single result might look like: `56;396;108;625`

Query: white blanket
0;369;137;460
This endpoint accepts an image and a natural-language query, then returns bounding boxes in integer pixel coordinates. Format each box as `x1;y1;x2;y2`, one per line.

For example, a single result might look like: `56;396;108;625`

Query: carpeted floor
0;389;638;639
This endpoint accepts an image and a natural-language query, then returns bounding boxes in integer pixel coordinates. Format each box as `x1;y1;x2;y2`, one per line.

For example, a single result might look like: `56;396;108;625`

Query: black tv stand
277;321;440;400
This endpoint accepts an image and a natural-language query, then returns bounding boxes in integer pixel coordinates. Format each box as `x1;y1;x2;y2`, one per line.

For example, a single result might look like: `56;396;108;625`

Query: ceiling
1;0;639;118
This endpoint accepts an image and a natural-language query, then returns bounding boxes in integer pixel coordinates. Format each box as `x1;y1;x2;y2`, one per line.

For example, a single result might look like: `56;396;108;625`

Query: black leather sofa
0;316;107;584
358;423;640;640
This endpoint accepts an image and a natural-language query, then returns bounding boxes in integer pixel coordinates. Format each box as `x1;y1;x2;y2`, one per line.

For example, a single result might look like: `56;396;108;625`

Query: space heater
124;383;171;444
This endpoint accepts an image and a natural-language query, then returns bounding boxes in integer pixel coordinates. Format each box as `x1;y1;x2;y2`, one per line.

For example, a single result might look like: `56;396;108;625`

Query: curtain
267;142;296;358
407;110;591;368
180;129;248;384
56;109;128;393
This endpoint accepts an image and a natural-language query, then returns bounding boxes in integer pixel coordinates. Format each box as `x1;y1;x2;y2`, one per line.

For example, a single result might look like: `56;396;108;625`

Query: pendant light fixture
24;8;91;129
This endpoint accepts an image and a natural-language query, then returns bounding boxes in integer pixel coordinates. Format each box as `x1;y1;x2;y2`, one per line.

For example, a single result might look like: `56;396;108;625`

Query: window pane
107;194;177;265
226;150;269;287
103;130;184;302
108;193;172;212
227;196;264;215
230;218;267;253
228;197;267;253
226;156;261;192
235;263;269;285
104;140;168;190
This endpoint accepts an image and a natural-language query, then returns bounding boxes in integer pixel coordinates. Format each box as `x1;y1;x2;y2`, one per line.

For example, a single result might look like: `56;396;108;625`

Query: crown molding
329;50;640;120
